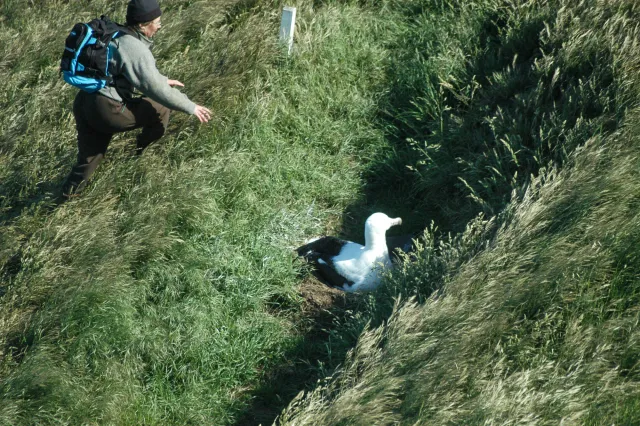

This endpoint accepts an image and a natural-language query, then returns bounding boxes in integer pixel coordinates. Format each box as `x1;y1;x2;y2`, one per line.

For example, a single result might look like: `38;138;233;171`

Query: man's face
141;16;162;38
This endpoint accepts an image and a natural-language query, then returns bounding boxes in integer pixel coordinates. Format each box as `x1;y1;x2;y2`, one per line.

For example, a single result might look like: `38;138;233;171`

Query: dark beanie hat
126;0;162;25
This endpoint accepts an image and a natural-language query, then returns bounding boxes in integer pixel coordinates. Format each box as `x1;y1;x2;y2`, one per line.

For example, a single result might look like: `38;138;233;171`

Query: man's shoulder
112;33;151;58
114;33;143;48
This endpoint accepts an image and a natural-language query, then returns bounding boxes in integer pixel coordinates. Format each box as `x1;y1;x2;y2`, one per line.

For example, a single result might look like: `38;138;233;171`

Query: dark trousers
62;91;170;196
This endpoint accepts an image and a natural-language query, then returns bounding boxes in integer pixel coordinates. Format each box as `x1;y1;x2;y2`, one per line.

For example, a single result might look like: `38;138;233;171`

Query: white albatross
296;212;403;292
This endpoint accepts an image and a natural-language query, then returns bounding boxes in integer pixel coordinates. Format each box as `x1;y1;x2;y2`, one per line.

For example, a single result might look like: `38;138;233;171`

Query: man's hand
168;80;210;123
194;105;212;123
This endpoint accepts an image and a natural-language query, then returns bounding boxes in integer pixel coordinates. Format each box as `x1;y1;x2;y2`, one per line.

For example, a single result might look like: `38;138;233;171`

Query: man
61;0;212;197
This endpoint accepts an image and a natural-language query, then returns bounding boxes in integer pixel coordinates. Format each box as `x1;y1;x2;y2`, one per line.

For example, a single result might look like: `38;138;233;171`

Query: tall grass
367;0;640;232
3;0;640;424
0;0;394;423
281;121;640;424
279;0;640;424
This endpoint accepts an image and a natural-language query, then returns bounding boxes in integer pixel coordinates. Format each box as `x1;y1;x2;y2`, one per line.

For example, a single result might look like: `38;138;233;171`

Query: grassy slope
0;0;393;424
281;119;640;425
279;0;640;424
2;0;640;424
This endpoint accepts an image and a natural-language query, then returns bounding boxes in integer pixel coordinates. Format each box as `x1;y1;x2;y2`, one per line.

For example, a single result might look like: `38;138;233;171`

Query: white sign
279;6;296;55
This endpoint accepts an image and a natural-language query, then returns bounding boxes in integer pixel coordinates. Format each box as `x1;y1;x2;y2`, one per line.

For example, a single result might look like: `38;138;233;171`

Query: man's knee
154;104;170;137
158;104;170;127
144;98;170;128
145;115;168;139
136;101;170;149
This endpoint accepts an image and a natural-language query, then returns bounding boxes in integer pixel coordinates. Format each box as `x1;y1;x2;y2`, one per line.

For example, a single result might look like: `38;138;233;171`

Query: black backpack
60;16;132;92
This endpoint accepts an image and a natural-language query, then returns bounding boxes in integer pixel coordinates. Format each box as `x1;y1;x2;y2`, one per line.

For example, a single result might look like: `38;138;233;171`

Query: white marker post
279;6;296;55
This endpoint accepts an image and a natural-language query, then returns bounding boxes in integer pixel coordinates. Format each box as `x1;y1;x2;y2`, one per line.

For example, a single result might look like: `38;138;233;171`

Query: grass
2;0;640;424
280;124;640;424
278;0;640;424
1;0;393;423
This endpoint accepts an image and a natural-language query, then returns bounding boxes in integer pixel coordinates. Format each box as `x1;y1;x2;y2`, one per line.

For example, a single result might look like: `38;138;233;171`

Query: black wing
296;236;354;288
296;236;348;259
315;258;353;288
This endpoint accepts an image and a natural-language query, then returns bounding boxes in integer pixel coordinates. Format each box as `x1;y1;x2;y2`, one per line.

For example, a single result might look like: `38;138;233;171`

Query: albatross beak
392;217;402;226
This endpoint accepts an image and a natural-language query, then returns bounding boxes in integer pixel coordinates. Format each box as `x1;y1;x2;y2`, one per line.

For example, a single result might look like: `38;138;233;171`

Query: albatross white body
311;213;402;292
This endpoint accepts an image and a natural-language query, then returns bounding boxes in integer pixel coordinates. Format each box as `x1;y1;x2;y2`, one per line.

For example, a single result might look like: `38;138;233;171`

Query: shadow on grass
233;276;364;426
0;182;66;310
368;2;620;236
0;179;65;226
230;3;630;422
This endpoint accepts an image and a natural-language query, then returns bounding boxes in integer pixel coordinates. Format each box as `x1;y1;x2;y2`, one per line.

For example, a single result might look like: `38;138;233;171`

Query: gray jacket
99;30;196;115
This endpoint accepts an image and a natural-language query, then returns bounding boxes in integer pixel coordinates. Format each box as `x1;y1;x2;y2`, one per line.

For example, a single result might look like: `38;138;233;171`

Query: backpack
60;16;131;92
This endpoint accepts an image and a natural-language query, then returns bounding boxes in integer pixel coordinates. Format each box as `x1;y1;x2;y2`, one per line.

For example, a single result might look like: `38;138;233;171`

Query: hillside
280;119;640;424
280;0;640;424
2;0;639;425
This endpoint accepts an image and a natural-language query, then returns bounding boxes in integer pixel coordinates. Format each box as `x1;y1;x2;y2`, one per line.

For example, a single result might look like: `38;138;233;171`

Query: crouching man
62;0;212;198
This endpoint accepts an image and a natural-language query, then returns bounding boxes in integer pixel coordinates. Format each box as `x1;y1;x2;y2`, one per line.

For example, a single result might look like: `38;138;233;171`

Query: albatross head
364;213;402;248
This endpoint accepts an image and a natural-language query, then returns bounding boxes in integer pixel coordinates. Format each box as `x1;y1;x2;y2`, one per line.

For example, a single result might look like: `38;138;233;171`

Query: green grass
2;0;640;424
278;0;640;424
1;0;393;423
281;123;640;424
